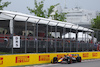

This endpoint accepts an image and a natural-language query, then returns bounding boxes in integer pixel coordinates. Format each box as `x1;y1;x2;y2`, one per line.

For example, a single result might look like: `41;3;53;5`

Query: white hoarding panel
13;36;20;48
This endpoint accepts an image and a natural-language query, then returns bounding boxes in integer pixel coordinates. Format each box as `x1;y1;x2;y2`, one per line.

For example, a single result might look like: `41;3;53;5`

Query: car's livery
51;54;81;64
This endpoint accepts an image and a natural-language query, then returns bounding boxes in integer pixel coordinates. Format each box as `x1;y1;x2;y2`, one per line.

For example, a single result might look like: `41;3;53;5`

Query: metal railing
0;37;97;53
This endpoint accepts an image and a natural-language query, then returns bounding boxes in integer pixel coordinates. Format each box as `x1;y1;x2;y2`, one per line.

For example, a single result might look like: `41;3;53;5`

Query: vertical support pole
70;25;73;52
25;17;29;53
85;32;86;43
87;32;89;51
50;26;52;39
68;31;71;38
46;21;50;53
60;32;62;39
34;24;36;49
11;15;16;54
55;23;59;52
86;29;89;51
63;24;66;52
11;19;14;54
50;26;52;38
50;25;53;52
96;30;98;42
82;28;84;52
36;19;40;53
85;32;86;51
92;32;94;51
76;26;79;52
75;29;78;41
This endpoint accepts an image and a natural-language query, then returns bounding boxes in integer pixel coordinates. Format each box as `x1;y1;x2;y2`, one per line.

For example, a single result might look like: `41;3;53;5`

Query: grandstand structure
0;10;96;53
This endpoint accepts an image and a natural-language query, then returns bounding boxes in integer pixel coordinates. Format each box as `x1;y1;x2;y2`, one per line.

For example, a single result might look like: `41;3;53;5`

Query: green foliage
91;15;100;41
27;0;67;22
0;0;11;10
27;0;46;18
0;52;10;54
47;3;59;17
53;10;60;20
91;15;100;29
53;11;67;22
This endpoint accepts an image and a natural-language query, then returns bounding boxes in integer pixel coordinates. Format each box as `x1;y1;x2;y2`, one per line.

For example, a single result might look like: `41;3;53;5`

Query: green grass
0;52;10;54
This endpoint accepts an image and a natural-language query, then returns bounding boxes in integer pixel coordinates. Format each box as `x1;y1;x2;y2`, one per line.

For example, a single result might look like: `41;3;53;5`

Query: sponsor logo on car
16;56;30;63
39;55;50;61
57;54;65;60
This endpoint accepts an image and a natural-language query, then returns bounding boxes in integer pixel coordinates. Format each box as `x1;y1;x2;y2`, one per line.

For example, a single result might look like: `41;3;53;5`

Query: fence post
63;24;66;52
70;25;73;52
76;26;79;52
92;32;94;51
10;15;16;54
25;17;29;53
46;21;50;53
36;19;40;53
55;22;59;52
82;28;84;52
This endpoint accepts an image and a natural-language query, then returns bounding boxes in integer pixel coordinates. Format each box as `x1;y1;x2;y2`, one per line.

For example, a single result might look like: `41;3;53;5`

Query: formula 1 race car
51;54;81;64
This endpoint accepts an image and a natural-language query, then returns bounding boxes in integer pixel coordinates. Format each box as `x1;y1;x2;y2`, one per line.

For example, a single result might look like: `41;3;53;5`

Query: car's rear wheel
53;57;58;63
77;57;81;62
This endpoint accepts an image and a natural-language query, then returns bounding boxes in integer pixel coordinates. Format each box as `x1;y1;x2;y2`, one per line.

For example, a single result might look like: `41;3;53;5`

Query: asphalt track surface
30;59;100;67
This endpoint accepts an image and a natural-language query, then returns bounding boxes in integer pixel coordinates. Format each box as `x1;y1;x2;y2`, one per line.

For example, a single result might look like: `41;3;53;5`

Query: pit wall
0;51;100;67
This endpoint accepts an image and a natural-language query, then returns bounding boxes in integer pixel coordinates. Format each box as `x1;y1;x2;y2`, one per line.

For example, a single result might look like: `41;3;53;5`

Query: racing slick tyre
76;57;81;62
53;57;58;63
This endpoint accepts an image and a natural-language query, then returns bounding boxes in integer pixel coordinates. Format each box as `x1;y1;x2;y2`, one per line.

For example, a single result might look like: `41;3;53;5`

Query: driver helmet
68;54;72;57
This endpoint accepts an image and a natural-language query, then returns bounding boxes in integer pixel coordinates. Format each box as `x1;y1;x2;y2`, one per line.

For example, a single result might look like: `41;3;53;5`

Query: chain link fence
0;37;97;53
0;21;99;54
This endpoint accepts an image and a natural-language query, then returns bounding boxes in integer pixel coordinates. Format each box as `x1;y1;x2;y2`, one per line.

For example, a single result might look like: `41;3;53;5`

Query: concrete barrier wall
0;52;100;67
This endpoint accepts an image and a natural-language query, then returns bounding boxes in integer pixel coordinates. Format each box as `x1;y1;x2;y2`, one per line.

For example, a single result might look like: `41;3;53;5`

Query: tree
27;0;66;22
47;3;59;18
91;15;100;41
27;0;46;18
53;11;67;22
91;15;100;29
0;0;11;10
